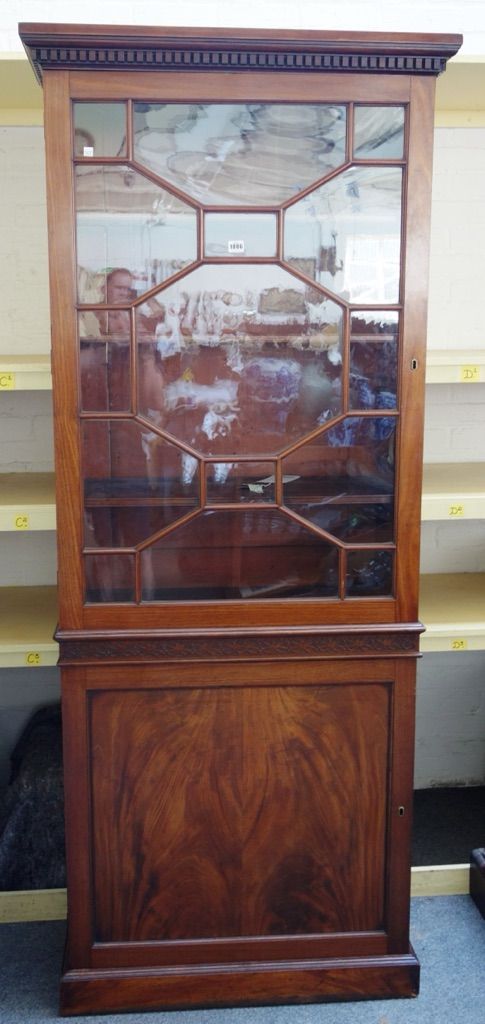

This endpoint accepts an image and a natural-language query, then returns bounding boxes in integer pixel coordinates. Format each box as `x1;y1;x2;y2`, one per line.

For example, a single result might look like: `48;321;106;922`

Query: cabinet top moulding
19;23;462;82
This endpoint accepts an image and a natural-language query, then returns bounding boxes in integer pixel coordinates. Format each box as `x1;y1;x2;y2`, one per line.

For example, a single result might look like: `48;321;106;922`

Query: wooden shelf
422;463;485;520
420;573;485;652
426;350;485;384
0;586;58;667
0;473;56;531
0;355;51;391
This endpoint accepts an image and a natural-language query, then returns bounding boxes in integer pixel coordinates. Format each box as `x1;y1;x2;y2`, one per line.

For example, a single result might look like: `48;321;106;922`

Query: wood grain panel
90;683;390;944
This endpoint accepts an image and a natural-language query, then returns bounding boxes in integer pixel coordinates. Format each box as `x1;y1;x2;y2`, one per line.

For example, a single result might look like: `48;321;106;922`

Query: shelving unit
0;586;58;668
1;42;484;927
420;574;485;653
421;463;485;520
0;473;56;531
0;355;51;391
426;350;484;384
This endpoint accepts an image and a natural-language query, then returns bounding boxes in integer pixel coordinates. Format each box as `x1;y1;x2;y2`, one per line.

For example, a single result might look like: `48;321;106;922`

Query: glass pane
206;462;276;504
135;265;343;457
84;553;135;602
284;166;403;303
74;102;127;158
282;417;395;544
350;312;399;411
80;340;131;412
346;550;393;597
76;165;197;303
140;510;339;600
354;106;405;160
133;103;346;206
82;420;200;548
204;213;277;258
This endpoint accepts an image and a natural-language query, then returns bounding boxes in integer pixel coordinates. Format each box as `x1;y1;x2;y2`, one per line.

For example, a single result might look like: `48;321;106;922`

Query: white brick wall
0;127;50;356
428;128;485;351
3;1;484;55
415;653;485;787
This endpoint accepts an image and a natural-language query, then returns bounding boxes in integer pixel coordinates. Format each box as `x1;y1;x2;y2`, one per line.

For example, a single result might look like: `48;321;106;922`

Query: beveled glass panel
84;553;135;603
133;103;346;206
82;419;199;548
206;463;275;504
74;102;127;158
136;265;343;457
350;311;399;410
282;417;395;544
346;550;393;597
140;510;339;600
353;106;405;160
284;166;403;303
204;214;277;258
75;165;197;303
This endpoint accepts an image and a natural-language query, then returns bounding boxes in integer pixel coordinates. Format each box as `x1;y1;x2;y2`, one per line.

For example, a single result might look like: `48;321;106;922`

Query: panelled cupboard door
62;660;416;968
20;22;461;1016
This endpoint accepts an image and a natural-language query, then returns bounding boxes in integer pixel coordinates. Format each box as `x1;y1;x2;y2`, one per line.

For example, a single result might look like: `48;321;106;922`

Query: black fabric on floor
412;786;485;865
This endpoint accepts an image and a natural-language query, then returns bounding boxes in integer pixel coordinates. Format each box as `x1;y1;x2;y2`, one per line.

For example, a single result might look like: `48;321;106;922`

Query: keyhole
398;805;405;817
411;358;418;370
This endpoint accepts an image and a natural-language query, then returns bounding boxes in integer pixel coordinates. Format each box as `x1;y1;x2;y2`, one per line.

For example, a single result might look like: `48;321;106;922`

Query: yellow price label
15;514;29;530
451;639;467;651
460;365;480;382
448;504;465;518
26;651;41;665
0;372;16;390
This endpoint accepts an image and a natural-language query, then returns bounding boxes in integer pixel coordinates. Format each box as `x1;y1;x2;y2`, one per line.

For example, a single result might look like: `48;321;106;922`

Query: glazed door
72;92;406;622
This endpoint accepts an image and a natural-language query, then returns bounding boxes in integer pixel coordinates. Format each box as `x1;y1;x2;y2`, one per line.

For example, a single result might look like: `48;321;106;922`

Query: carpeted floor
0;897;484;1024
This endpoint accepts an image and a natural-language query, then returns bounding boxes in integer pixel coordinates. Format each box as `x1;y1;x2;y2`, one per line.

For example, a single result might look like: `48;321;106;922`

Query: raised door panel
90;681;389;947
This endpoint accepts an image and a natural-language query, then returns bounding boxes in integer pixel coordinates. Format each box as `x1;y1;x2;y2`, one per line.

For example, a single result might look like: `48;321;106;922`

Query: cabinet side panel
43;71;83;627
89;682;390;945
396;75;436;622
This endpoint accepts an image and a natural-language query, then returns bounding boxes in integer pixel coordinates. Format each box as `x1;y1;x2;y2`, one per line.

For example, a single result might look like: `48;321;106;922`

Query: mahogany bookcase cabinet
21;23;461;1016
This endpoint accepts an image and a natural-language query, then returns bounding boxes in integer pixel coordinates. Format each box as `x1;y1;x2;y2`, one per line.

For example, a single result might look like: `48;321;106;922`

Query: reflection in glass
349;311;399;410
346;550;393;597
75;165;197;303
140;510;339;600
82;420;199;548
135;265;343;457
84;553;135;603
284;166;403;303
354;106;405;160
74;102;127;158
133;103;346;206
204;213;277;258
206;462;276;504
282;417;395;544
80;340;131;412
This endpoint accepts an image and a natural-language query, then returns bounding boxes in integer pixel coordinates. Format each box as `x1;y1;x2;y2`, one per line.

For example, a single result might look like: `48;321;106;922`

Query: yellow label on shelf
451;639;467;651
0;372;16;390
14;514;29;530
26;651;41;665
460;365;480;382
448;504;465;518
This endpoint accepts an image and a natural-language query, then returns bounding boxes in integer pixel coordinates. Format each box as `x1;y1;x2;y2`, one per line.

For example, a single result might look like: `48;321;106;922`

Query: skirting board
0;867;470;924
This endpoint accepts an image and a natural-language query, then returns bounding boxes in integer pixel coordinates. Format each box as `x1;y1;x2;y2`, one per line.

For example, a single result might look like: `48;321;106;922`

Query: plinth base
60;950;420;1016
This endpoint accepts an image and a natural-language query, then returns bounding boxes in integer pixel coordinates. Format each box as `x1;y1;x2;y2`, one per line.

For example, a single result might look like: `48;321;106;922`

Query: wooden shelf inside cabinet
0;586;58;667
425;350;484;384
0;473;56;531
421;463;485;520
419;573;485;652
0;355;51;391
